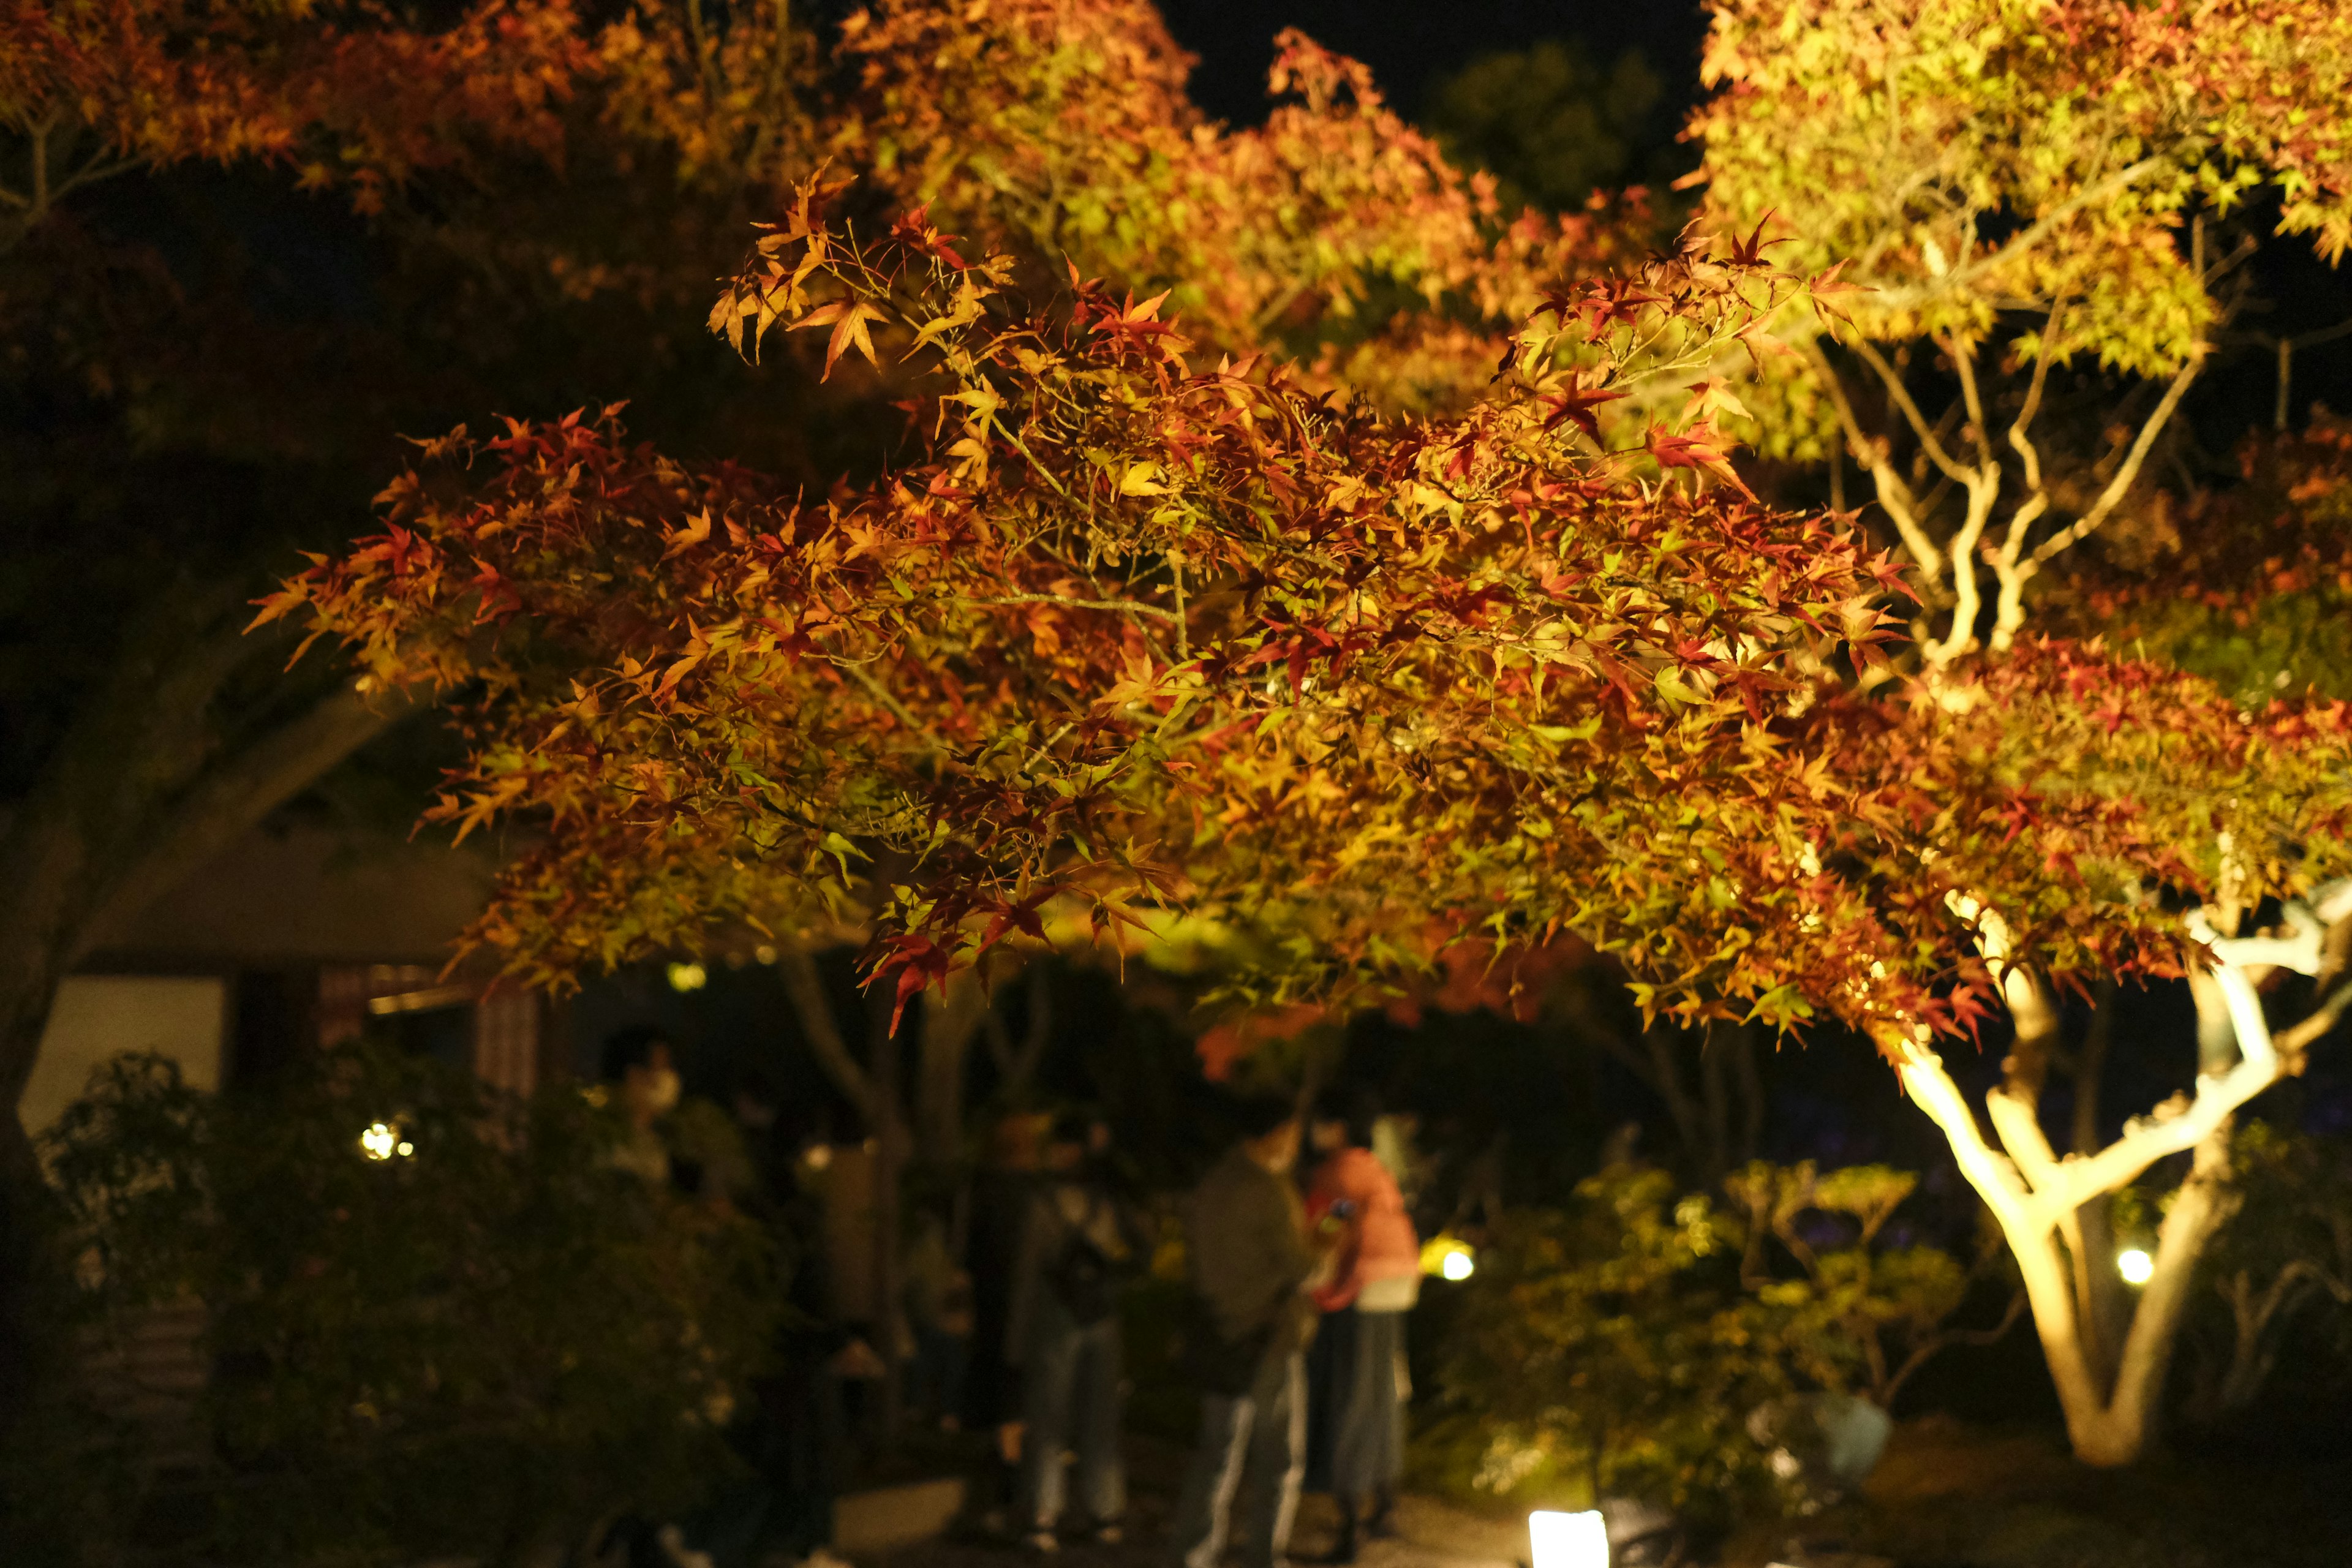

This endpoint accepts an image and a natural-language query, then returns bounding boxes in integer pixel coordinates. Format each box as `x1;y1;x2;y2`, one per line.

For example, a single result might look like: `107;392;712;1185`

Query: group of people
598;1023;1422;1568
1001;1090;1417;1568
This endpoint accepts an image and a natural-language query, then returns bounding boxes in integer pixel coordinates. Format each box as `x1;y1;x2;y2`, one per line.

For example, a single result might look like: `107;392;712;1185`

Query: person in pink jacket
1302;1089;1419;1563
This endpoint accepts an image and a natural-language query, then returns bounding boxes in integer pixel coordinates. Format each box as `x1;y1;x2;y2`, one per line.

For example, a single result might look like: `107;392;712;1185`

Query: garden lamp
1528;1509;1607;1568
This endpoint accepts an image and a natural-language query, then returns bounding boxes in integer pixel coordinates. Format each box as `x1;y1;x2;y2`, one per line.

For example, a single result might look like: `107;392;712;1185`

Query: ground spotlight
1529;1508;1608;1568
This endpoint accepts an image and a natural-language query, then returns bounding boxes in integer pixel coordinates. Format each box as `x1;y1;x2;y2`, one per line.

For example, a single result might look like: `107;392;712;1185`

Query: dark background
1156;1;1712;124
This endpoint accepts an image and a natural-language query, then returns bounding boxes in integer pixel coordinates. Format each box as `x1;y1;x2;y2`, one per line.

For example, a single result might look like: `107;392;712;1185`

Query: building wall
18;974;227;1137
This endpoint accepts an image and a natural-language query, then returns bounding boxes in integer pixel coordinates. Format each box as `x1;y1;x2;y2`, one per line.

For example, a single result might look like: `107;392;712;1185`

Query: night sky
1153;0;1713;124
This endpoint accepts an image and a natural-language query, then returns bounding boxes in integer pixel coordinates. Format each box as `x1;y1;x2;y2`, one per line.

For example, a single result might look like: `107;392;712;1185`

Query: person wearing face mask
600;1025;755;1208
603;1026;685;1186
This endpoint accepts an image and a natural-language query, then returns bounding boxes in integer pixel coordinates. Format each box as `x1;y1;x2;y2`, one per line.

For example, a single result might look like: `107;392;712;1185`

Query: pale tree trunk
867;993;905;1436
0;593;403;1438
1895;908;2310;1464
2208;1263;2332;1414
2196;1198;2352;1416
917;969;989;1158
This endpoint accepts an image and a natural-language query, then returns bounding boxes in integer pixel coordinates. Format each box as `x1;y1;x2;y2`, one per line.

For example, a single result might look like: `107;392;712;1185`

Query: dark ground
845;1417;2352;1568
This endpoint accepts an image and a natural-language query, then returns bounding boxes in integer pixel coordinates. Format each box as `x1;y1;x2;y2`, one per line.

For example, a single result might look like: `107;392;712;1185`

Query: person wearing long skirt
1303;1091;1419;1564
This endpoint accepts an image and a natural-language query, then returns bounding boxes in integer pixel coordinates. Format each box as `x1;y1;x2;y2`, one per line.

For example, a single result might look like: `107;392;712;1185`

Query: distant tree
1695;0;2352;662
2172;1121;2352;1419
1724;1159;2024;1411
1422;40;1682;217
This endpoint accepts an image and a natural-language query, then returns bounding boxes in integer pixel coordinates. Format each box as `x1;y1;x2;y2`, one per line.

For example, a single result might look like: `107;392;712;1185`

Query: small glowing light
755;944;778;965
802;1143;834;1172
2117;1248;2155;1286
396;1141;415;1158
666;960;708;992
1421;1234;1477;1280
360;1122;398;1161
1529;1509;1608;1568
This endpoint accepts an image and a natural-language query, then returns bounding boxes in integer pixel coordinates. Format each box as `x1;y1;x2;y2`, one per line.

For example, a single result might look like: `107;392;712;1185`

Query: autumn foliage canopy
235;0;2352;1052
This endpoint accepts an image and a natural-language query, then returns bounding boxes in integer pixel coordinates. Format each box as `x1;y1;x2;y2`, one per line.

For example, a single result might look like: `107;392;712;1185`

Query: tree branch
1945;333;1997;472
2026;348;2206;571
779;948;876;1119
1881;1286;2027;1407
2040;965;2278;1220
1897;1044;2034;1231
1988;296;2076;649
1850;337;1976;487
1879;157;2168;312
83;685;412;954
1807;343;1945;587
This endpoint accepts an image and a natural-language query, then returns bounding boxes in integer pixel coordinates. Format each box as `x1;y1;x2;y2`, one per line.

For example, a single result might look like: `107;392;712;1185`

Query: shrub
2175;1121;2352;1422
1724;1160;2019;1410
1422;1162;2005;1530
32;1045;780;1565
1426;1167;1788;1528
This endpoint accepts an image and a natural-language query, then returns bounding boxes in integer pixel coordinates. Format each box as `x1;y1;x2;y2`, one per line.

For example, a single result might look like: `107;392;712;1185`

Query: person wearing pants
1009;1113;1145;1551
1303;1091;1419;1564
1169;1099;1324;1568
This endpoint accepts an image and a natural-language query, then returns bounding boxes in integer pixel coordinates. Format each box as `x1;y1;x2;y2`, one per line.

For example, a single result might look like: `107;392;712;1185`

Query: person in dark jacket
1008;1112;1147;1551
1168;1098;1325;1568
646;1071;856;1568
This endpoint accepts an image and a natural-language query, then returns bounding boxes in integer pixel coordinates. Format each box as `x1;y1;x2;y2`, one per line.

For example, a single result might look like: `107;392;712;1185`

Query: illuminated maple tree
262;184;1872;1023
1692;0;2352;1463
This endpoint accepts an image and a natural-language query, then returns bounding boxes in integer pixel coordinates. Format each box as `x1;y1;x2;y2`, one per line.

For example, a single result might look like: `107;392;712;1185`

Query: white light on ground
2117;1248;2155;1286
1529;1509;1608;1568
1442;1249;1476;1282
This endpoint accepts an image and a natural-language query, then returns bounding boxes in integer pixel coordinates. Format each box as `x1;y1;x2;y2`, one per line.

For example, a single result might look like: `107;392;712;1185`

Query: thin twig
1850;337;1975;486
1877;157;2166;311
956;592;1179;623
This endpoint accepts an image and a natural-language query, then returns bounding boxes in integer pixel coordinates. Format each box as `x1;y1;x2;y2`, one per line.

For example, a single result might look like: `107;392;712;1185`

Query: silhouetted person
1008;1112;1147;1550
1169;1098;1323;1568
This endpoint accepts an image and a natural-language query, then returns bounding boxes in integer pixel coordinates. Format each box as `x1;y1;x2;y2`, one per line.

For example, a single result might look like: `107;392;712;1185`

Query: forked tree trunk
1894;952;2277;1465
